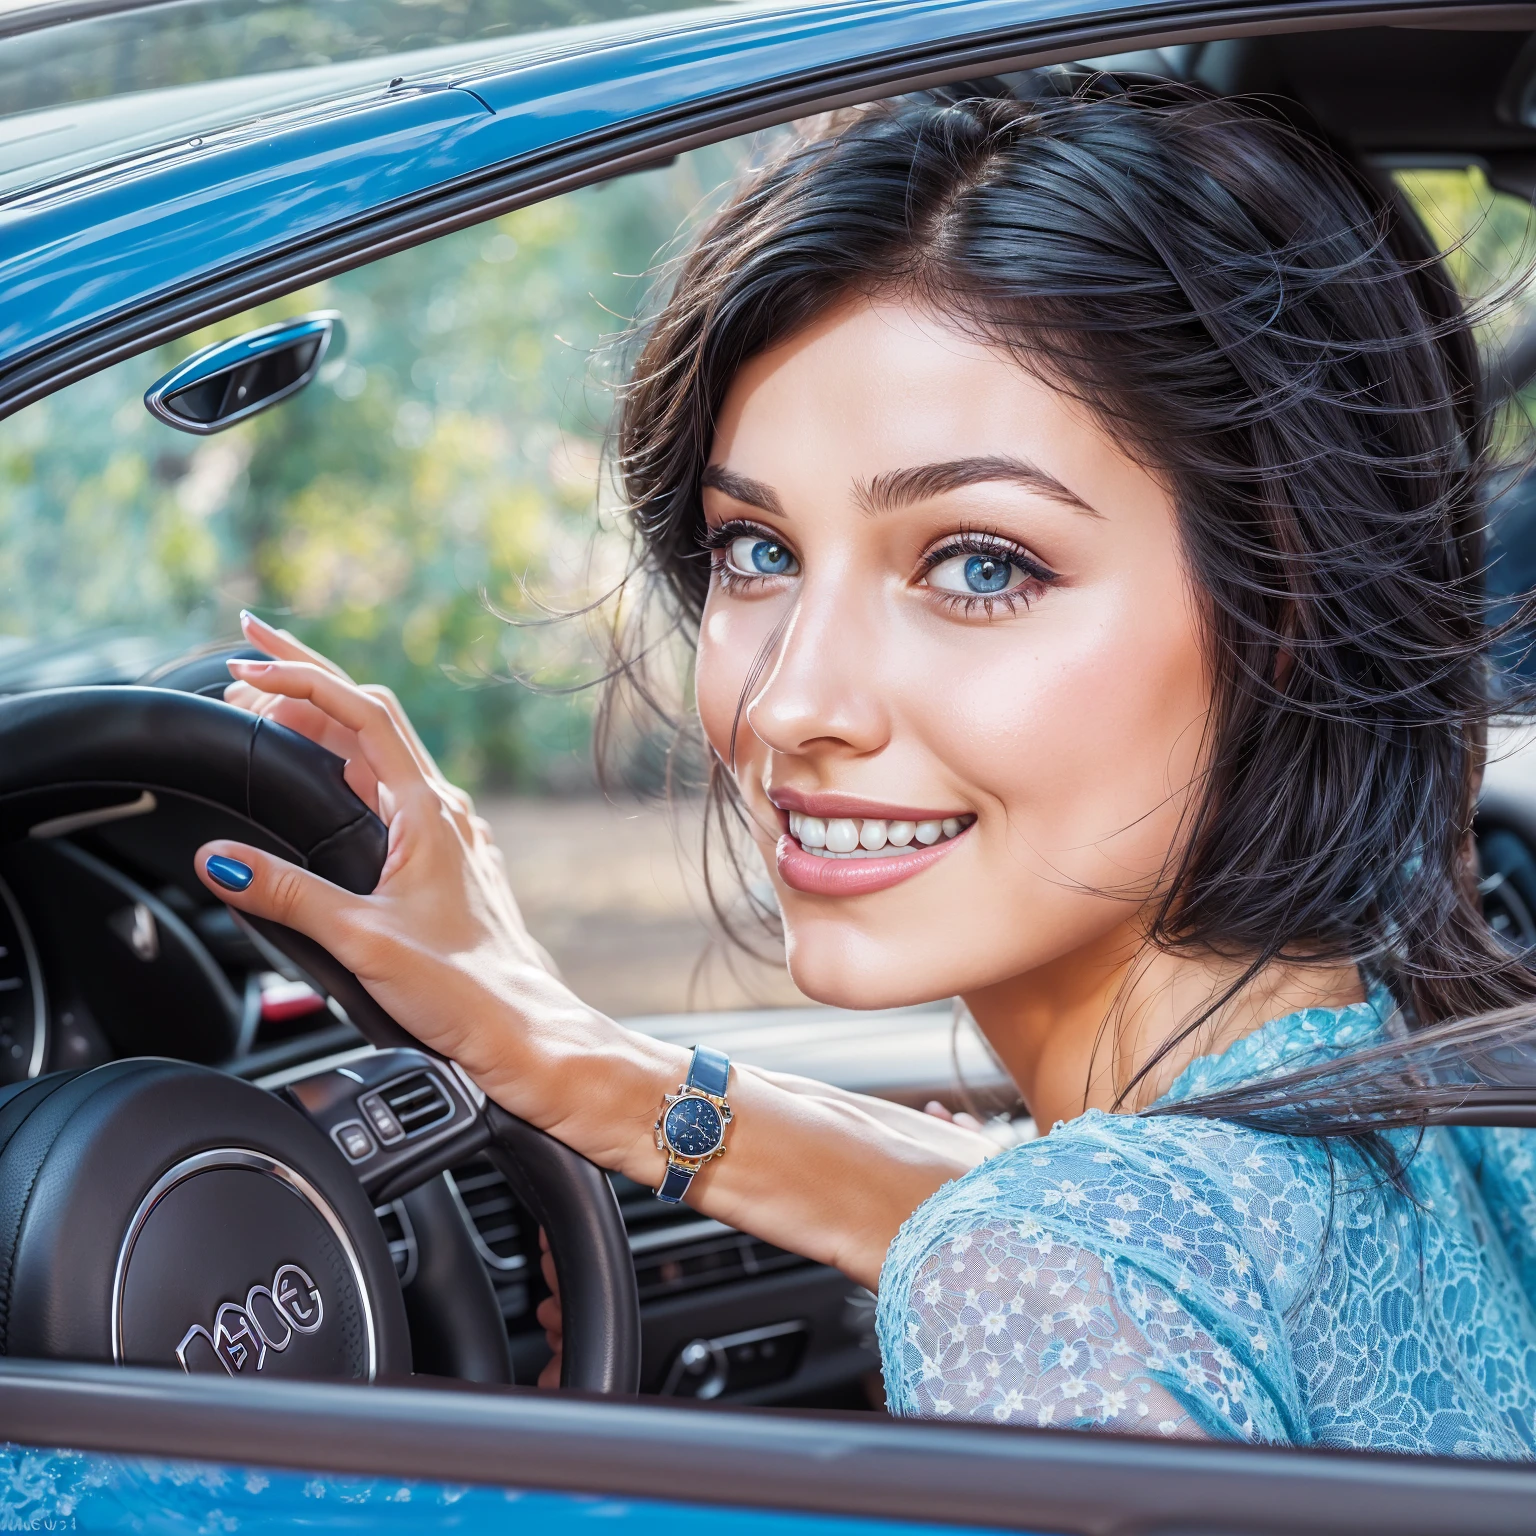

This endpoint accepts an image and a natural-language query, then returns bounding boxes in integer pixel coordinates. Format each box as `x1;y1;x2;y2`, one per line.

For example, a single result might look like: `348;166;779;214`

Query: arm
882;1219;1221;1436
204;626;994;1291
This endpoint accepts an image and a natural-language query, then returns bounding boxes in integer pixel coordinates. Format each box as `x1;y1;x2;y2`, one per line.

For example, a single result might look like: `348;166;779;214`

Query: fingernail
227;659;271;674
240;610;273;631
206;855;254;892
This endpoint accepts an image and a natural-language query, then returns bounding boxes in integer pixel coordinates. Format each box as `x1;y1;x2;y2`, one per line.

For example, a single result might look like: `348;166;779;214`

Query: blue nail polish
206;855;254;892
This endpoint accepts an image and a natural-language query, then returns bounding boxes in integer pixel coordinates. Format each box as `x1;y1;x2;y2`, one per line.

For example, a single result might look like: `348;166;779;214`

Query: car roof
0;0;1532;416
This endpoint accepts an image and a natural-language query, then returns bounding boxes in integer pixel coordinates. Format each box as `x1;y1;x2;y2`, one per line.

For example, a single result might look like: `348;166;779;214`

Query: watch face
663;1095;724;1159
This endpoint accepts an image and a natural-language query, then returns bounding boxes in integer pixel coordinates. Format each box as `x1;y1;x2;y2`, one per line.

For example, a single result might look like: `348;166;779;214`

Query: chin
783;923;959;1012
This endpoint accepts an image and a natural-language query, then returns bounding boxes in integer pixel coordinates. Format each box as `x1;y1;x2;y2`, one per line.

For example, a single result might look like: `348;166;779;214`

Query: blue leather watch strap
656;1162;695;1204
687;1044;730;1098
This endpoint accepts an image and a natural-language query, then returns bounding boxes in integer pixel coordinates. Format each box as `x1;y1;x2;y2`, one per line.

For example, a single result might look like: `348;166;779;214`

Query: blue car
4;0;1536;1529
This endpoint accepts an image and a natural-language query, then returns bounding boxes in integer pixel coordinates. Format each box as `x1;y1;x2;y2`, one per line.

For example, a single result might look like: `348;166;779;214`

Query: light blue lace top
877;993;1536;1457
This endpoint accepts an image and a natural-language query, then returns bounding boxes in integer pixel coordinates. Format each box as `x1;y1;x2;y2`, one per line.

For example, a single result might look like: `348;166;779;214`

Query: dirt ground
479;795;809;1018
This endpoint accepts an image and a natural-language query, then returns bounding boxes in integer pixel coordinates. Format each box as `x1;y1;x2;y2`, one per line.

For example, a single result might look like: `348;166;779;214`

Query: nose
743;580;891;762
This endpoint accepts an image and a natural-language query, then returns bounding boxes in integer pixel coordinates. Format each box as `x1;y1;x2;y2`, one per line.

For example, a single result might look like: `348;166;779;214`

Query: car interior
7;9;1536;1440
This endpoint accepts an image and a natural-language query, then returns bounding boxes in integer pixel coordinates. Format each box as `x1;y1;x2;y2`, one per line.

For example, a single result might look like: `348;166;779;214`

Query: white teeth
787;808;973;858
825;818;860;853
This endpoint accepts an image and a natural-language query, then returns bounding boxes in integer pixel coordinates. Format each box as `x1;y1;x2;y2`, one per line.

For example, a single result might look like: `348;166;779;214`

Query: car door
6;0;1536;1532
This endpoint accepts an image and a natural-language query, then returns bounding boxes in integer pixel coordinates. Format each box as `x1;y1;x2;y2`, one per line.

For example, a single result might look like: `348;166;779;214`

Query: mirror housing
144;312;343;435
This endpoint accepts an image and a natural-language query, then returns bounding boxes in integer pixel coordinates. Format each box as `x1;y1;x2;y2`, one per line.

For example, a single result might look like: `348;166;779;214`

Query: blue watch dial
663;1095;724;1159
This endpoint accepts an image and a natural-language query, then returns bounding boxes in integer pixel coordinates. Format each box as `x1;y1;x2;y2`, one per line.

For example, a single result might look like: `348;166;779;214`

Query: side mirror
144;311;344;435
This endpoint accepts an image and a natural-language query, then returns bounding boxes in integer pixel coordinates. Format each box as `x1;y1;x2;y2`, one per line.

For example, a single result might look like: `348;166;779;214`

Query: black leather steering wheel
0;685;640;1393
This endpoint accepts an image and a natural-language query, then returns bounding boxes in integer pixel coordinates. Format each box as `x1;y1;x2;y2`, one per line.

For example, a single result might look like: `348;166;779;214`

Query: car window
1395;167;1536;682
0;133;809;1017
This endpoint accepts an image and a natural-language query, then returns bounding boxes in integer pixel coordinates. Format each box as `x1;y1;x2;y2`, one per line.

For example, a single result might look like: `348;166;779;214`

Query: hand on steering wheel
195;613;676;1174
225;613;538;967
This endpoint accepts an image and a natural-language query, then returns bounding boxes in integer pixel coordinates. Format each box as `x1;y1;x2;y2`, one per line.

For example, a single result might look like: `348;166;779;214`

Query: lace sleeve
883;1218;1241;1435
877;1118;1306;1443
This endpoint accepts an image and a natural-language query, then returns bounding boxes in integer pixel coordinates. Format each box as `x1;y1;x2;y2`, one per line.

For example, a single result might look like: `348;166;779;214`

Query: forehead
714;302;1058;458
708;299;1129;506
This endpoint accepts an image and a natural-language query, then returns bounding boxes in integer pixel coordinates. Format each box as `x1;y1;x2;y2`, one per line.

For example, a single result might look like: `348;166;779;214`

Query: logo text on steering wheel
174;1262;324;1375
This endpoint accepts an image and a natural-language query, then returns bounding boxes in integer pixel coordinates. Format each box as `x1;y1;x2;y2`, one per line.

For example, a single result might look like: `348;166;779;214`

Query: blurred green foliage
1396;167;1536;309
0;145;743;789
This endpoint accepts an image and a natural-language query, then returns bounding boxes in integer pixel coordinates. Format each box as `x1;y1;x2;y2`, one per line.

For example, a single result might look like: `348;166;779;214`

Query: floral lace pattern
878;995;1536;1457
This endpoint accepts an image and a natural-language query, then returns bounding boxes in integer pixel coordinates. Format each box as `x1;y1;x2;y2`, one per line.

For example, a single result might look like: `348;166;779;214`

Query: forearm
467;976;986;1294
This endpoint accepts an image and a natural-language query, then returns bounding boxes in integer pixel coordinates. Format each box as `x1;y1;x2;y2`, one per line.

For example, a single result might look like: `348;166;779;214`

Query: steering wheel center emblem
175;1262;324;1375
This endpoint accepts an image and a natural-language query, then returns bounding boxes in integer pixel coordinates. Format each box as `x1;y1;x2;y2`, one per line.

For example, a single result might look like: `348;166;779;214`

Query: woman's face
695;299;1212;1010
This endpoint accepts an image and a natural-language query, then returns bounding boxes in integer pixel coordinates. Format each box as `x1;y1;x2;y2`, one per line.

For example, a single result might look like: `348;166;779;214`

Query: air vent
447;1157;533;1325
375;1201;417;1286
611;1174;811;1304
632;1228;808;1303
448;1158;529;1270
445;1164;815;1333
374;1069;454;1139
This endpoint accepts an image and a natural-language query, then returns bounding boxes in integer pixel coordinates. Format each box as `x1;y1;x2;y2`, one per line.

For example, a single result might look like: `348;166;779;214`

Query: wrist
471;991;686;1179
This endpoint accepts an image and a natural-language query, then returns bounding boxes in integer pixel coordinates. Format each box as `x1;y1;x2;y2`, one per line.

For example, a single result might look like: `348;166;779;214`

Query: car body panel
0;1442;1031;1536
4;0;1536;1528
4;1358;1536;1533
1;0;1521;412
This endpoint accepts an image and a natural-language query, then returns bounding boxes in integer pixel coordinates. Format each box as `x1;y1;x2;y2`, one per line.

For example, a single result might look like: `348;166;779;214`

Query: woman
196;87;1536;1454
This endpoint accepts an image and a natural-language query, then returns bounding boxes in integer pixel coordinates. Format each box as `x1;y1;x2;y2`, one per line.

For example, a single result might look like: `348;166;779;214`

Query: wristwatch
653;1044;733;1204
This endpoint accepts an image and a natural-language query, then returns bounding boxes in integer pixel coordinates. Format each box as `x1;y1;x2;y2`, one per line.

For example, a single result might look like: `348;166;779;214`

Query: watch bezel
657;1090;727;1160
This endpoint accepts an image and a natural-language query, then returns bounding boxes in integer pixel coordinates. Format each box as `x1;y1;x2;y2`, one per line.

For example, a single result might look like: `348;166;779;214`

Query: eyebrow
700;464;783;516
855;456;1102;518
700;455;1101;521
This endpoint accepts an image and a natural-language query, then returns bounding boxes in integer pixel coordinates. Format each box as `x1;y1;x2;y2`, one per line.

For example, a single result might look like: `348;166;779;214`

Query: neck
962;927;1363;1131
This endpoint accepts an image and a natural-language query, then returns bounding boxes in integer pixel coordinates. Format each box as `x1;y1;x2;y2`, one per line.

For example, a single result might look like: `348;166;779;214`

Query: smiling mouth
787;811;975;859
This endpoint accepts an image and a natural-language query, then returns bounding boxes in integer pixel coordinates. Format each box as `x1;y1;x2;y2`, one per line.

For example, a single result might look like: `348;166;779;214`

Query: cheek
917;583;1210;877
696;596;770;776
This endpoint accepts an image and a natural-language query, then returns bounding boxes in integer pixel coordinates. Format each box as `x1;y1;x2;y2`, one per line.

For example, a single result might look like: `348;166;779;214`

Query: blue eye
963;555;1011;593
926;550;1027;597
727;535;798;578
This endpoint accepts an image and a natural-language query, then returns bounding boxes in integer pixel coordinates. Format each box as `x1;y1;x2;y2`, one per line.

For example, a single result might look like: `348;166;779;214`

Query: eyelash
701;519;792;597
698;519;1058;617
920;528;1058;619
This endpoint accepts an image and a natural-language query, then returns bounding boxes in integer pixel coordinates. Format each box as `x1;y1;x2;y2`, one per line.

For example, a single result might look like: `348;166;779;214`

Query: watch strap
686;1043;730;1098
656;1161;696;1204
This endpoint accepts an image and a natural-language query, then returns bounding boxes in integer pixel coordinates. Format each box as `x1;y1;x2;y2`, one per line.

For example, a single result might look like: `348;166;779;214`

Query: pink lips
769;786;961;823
774;823;972;897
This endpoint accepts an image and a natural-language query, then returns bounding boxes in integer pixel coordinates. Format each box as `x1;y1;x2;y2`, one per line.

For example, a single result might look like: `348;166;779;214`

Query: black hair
603;83;1536;1143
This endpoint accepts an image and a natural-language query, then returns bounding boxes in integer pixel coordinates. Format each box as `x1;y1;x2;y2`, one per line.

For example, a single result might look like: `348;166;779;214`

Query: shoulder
876;1113;1321;1441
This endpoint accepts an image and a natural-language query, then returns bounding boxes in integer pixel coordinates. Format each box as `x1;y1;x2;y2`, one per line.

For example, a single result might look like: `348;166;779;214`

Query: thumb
195;841;353;942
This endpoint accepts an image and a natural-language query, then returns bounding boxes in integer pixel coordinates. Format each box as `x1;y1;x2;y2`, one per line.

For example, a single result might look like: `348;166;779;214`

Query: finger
240;612;353;681
228;680;366;759
924;1100;955;1121
362;684;450;791
195;840;359;937
535;1295;562;1338
540;1241;559;1298
953;1111;985;1132
537;1351;562;1390
226;660;427;801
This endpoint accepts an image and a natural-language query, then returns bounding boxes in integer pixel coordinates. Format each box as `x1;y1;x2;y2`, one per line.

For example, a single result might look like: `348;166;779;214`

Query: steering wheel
0;686;640;1392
